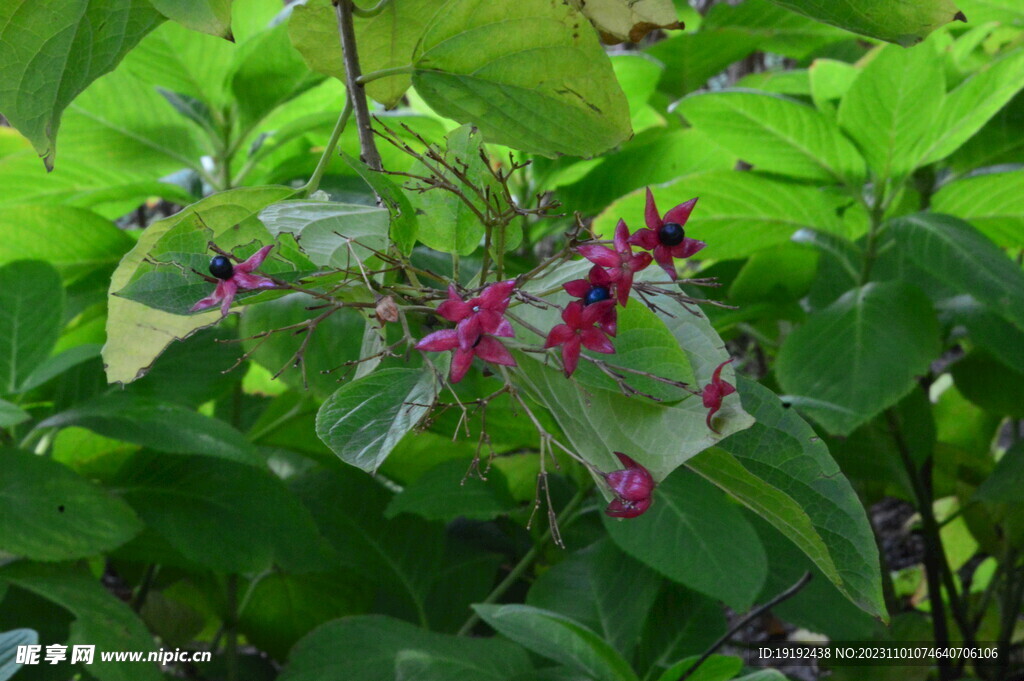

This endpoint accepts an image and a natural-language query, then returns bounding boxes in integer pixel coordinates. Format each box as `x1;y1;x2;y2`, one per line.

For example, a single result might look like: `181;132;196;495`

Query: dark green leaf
527;538;661;660
951;350;1024;418
0;562;161;681
281;615;533;681
0;400;29;428
113;451;332;573
776;281;940;435
602;469;767;609
39;395;261;465
888;212;1024;334
0;448;141;561
0;260;64;393
385;459;517;521
473;604;638;681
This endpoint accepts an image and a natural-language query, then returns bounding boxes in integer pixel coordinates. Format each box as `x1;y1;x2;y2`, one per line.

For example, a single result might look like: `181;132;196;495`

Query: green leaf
887;212;1024;334
240;293;365;398
0;400;29;428
764;0;963;46
702;0;854;59
316;367;441;473
281;615;533;681
407;125;501;255
918;47;1024;166
635;584;726;675
594;171;849;261
0;628;37;681
527;538;661;660
0;206;134;281
572;301;695;402
836;42;946;184
0;448;141;561
259;200;391;267
691;380;887;620
677;90;865;184
0;562;162;681
0;260;64;393
104;185;294;384
951;350;1024;418
340;151;419;253
602;469;767;608
567;0;683;43
149;0;231;37
645;29;760;97
385;459;517;521
238;571;372;662
975;441;1024;504
473;604;638;681
776;281;940;435
410;0;632;157
113;451;331;573
654;655;742;681
289;0;441;108
552;127;737;217
230;22;325;128
956;0;1024;24
39;395;261;465
932;170;1024;248
0;0;163;168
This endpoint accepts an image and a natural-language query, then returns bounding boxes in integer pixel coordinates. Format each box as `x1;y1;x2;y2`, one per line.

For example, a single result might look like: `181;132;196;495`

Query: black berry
584;285;611;306
209;255;234;280
658;222;685;246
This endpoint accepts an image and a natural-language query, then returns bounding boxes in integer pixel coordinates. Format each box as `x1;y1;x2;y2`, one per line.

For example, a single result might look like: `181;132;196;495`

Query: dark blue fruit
658;222;685;246
584;285;611;306
209;255;234;280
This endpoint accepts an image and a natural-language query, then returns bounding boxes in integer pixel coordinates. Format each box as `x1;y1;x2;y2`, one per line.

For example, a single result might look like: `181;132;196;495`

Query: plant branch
334;0;383;171
300;97;353;197
350;0;392;17
678;572;813;681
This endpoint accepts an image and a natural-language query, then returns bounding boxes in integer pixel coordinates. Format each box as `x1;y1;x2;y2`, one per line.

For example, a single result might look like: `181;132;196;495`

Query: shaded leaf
385;459;517;521
0;260;64;393
764;0;963;46
0;448;141;561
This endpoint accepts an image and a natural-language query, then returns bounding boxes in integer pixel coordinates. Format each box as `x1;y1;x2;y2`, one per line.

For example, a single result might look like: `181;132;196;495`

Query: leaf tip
953;10;968;22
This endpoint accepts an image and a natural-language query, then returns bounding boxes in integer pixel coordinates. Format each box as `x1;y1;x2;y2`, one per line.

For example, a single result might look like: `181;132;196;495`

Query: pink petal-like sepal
560;339;582;377
450;348;475;383
437;285;472;322
702;358;736;434
577;245;620;268
644;187;661;231
614;219;630;252
479;279;516;313
663;197;698;227
670;238;706;259
232;272;276;289
545;325;575;348
473;336;516;366
234;244;274;274
628;228;661;251
416;329;461;352
580;328;615;354
563;279;591;297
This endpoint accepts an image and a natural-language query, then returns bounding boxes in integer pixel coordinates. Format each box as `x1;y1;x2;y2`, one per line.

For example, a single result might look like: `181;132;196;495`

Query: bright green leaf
776;281;941;435
316;367;441;473
595;171;849;261
678;90;866;184
0;0;163;167
149;0;232;37
837;42;946;184
411;0;632;157
0;448;141;561
764;0;964;46
932;170;1024;247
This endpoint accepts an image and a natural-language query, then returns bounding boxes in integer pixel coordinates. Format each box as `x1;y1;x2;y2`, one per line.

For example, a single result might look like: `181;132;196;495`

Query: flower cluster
415;281;518;383
547;189;702;378
602;452;656;518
